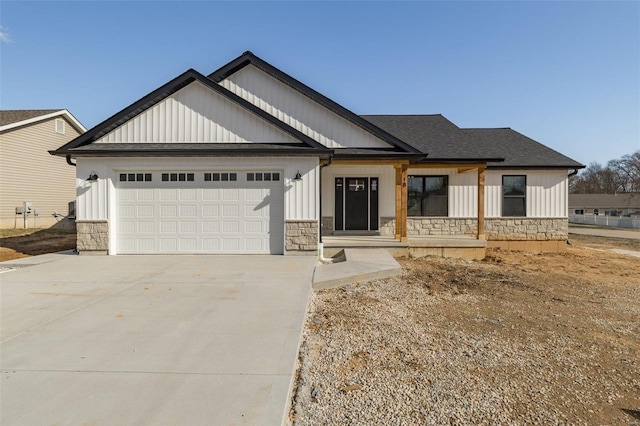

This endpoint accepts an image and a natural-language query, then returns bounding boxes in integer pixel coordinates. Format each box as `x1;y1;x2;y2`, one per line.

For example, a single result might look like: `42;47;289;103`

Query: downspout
318;156;333;258
66;155;76;167
568;169;578;177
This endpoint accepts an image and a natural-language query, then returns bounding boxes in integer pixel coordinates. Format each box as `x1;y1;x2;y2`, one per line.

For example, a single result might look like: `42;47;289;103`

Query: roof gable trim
53;69;331;155
0;109;86;133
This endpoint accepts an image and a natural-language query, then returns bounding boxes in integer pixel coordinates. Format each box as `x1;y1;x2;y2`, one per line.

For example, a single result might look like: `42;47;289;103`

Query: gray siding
0;116;81;227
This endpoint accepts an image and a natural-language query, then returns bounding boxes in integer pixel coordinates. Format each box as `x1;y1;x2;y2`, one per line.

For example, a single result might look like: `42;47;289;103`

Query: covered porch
320;159;488;259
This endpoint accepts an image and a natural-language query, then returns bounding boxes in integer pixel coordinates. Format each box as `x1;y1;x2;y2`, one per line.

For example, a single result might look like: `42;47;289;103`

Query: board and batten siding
485;170;568;218
95;82;299;144
0;116;81;227
220;65;393;149
75;157;319;253
408;168;479;217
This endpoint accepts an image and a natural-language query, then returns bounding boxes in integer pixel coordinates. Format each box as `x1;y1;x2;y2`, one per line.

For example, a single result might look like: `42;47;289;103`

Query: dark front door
345;178;369;230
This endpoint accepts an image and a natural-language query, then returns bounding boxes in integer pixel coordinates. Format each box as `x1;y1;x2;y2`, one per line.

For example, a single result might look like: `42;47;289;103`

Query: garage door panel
202;239;219;251
202;189;219;201
222;239;240;252
119;205;136;218
222;205;239;218
160;239;178;252
179;205;197;217
160;189;178;201
244;221;263;234
137;238;155;252
117;172;284;254
160;205;177;217
137;205;154;217
202;221;220;233
137;221;154;233
222;188;239;201
179;239;197;251
136;189;154;201
160;221;178;234
180;221;197;233
202;205;219;217
180;188;197;201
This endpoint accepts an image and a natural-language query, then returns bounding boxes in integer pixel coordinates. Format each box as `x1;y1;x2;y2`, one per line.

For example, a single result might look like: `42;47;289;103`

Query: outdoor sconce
86;171;99;182
293;171;302;181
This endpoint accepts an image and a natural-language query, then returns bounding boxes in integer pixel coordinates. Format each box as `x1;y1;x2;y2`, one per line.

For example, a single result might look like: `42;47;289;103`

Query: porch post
400;164;408;242
395;165;402;239
477;166;486;239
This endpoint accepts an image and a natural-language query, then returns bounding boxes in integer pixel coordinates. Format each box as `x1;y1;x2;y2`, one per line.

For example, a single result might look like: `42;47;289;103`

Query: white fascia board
0;109;87;133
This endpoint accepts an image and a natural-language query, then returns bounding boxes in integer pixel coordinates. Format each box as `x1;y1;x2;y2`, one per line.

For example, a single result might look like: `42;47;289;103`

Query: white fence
569;214;640;229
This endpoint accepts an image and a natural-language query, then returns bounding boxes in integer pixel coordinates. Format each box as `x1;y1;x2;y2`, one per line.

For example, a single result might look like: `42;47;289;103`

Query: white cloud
0;27;12;43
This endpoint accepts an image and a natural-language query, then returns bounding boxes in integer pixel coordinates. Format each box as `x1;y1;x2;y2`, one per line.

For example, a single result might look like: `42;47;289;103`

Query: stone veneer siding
485;218;568;241
407;218;478;236
321;216;333;236
76;220;109;254
285;220;318;253
380;217;396;236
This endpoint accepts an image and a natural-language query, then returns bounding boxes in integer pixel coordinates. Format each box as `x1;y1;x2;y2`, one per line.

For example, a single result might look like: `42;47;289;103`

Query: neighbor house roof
209;51;421;154
0;109;86;133
52;69;332;157
569;193;640;209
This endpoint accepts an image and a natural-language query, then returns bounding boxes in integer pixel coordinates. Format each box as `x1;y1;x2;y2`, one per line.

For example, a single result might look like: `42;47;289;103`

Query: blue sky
1;1;638;166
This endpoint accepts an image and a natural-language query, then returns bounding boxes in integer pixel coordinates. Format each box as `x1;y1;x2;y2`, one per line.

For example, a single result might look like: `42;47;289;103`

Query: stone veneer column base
76;220;109;255
285;220;318;255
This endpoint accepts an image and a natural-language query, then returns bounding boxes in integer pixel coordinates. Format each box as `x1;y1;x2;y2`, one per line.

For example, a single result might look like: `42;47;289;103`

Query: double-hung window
502;175;526;216
408;175;448;217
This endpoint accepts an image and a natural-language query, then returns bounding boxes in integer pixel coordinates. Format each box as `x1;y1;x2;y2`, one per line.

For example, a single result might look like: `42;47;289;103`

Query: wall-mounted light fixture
86;171;99;182
293;171;302;181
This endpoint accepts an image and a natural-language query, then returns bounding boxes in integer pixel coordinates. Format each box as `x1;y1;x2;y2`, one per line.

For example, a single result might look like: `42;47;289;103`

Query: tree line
569;150;640;194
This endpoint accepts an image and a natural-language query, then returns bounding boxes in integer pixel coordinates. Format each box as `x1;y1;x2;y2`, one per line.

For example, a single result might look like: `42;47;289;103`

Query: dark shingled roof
461;128;584;168
362;114;583;168
361;115;503;162
0;109;61;126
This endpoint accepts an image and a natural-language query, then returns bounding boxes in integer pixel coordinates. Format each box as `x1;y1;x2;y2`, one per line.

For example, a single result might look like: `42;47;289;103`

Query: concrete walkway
569;224;640;240
1;253;315;426
313;249;402;290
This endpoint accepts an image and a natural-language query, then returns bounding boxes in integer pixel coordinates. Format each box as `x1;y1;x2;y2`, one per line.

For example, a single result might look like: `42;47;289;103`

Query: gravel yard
292;238;640;425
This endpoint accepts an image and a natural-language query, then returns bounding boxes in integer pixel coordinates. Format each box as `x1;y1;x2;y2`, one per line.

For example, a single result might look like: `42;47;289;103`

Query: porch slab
312;249;403;290
322;235;409;258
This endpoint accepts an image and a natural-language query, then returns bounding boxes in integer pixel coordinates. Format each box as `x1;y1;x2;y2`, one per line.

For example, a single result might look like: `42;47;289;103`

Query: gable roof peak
209;51;421;154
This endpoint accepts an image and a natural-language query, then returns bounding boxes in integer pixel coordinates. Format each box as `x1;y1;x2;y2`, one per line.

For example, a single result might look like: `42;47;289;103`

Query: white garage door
116;170;284;254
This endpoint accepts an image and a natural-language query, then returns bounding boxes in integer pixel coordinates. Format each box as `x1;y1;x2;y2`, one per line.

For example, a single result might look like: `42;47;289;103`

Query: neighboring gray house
51;51;583;256
569;193;640;216
0;110;86;229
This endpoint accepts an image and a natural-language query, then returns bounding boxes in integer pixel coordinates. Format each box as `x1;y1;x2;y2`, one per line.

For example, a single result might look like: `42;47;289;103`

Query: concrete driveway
0;252;315;426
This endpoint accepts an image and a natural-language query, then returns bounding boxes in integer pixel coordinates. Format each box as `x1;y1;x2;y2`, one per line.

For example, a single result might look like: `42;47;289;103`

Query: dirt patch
293;236;640;424
0;228;76;261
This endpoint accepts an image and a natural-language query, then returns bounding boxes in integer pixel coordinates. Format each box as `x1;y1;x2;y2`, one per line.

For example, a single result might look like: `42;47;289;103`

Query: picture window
408;175;448;217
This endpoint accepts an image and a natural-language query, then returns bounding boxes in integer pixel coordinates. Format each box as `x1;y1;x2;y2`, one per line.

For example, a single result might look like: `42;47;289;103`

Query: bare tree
569;150;640;193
